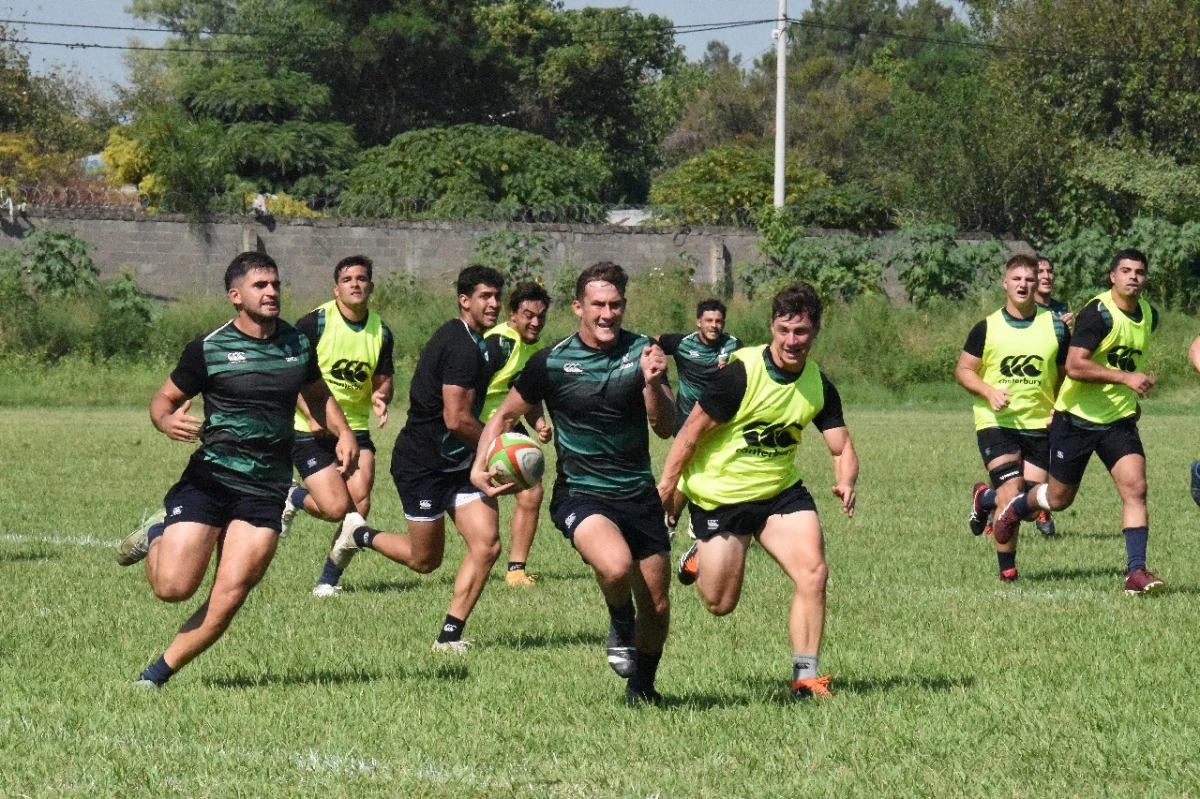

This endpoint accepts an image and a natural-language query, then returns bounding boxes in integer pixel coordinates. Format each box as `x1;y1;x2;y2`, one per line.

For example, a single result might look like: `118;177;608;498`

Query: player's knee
409;552;443;573
795;558;828;593
517;484;544;509
354;497;372;517
152;581;197;603
703;594;738;616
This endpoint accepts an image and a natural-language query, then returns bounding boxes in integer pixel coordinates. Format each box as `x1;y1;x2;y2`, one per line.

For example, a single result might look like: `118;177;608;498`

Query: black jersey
394;319;490;472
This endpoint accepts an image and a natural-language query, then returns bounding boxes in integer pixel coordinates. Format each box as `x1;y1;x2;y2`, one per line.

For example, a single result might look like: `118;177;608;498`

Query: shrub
13;226;98;297
472;230;547;285
886;225;1001;307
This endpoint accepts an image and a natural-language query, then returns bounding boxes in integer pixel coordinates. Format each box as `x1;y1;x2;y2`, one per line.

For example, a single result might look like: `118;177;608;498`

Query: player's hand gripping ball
486;432;545;490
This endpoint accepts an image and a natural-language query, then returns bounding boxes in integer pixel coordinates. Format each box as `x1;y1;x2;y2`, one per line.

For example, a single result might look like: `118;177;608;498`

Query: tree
336;123;609;220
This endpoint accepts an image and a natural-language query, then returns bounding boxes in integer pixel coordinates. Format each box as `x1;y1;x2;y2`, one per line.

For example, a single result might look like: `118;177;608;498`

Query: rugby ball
486;432;545;490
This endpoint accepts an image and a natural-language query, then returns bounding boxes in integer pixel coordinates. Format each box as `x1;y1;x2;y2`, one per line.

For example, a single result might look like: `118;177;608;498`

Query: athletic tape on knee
1033;483;1050;512
989;462;1022;488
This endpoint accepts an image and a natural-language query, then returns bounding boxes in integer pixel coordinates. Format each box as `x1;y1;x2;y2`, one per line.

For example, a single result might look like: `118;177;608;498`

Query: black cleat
606;621;636;678
625;684;664;707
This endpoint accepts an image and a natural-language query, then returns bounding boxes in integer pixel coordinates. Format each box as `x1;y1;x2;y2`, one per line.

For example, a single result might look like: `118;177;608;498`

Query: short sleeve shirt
515;330;661;497
394;319;490;472
658;331;742;421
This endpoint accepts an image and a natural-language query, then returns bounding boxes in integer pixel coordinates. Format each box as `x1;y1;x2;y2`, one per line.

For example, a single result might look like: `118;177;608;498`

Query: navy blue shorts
162;472;285;534
292;431;375;479
391;456;485;522
1049;412;1144;486
549;484;670;561
687;480;817;541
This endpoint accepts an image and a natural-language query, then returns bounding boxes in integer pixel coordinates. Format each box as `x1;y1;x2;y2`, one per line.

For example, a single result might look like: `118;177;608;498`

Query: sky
4;1;804;91
5;1;963;92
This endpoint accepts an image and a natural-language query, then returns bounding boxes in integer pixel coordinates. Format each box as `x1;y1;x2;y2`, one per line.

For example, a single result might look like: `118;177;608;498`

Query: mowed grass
2;407;1200;797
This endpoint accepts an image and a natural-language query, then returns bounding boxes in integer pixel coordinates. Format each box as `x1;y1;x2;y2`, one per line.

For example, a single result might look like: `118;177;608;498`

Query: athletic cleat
280;481;301;538
132;678;161;690
984;513;994;538
791;675;833;699
331;513;366;570
968;482;989;536
1034;510;1056;537
665;512;678;540
312;583;343;598
1124;568;1165;596
117;509;165;566
677;542;699;586
992;497;1023;545
1000;567;1019;583
625;684;664;707
606;621;637;679
431;639;472;655
1191;461;1200;507
505;569;539;587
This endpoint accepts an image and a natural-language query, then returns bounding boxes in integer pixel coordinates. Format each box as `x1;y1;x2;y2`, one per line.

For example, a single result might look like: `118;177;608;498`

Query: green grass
3;406;1200;796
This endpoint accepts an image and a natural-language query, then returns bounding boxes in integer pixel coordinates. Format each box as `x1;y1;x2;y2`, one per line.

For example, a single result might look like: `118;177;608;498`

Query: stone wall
0;209;762;298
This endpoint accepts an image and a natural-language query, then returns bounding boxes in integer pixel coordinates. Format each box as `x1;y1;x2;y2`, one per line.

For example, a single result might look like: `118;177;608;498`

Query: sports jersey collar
763;346;805;385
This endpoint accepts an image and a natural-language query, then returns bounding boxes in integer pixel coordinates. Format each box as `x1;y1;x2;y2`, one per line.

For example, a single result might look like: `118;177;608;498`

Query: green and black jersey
515;330;664;498
658;331;742;429
171;319;320;498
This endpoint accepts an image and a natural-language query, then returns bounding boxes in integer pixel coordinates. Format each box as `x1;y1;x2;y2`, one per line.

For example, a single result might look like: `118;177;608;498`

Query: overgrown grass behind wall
3;272;1199;411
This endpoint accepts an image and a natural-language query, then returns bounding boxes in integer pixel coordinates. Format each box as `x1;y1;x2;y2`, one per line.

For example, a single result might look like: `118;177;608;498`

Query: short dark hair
696;299;727;318
1035;254;1053;268
1110;248;1149;272
225;251;278;291
1005;254;1038;273
771;283;823;327
509;281;551;312
457;265;504;298
334;255;373;282
575;261;627;300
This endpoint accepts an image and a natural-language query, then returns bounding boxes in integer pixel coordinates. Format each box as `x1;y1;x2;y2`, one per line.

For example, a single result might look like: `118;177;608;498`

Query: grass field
3;406;1200;797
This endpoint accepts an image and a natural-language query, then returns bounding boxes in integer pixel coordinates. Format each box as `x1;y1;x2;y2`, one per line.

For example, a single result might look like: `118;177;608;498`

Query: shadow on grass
1023;567;1124;582
492;630;605;650
664;673;974;709
206;669;383;689
206;662;469;689
0;551;56;562
344;580;420;595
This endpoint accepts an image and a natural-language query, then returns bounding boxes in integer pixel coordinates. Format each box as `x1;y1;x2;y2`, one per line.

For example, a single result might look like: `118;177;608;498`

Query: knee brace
989;461;1022;488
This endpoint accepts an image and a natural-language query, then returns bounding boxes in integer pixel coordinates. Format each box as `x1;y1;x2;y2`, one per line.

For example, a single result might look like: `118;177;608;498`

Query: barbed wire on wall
0;184;995;234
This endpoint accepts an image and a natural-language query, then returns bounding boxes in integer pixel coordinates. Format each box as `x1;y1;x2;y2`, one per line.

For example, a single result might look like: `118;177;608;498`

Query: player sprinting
955;255;1070;581
657;283;856;699
470;262;676;706
326;266;506;652
1030;254;1073;536
116;252;357;687
993;249;1164;595
277;255;395;597
657;299;742;536
480;282;553;586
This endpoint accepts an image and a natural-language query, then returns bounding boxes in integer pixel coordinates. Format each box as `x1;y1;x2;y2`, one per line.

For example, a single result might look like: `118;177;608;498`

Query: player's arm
301;377;359;474
656;407;719;512
822;426;858;517
372;374;394;428
149;379;202;442
523;404;552;443
1065;345;1154;395
470;388;536;498
1189;335;1200;374
641;343;676;439
443;384;484;447
955;321;1010;411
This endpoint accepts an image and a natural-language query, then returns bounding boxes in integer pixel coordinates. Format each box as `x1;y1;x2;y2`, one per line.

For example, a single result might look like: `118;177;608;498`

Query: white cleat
117;509;166;566
431;639;473;655
312;584;343;598
279;481;302;538
330;512;367;570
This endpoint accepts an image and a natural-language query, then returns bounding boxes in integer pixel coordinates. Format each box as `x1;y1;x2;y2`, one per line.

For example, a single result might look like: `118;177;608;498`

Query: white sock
792;653;819;680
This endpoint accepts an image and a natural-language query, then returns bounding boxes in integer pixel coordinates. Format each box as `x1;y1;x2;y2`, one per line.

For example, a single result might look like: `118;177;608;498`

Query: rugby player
277;255;394;597
956;255;1070;581
1030;255;1073;536
658;299;742;535
480;282;553;587
658;283;857;700
470;262;676;706
116;252;357;687
329;266;505;652
993;249;1164;595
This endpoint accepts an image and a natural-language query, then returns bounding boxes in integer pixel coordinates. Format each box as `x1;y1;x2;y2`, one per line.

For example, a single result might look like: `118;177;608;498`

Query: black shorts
1049;412;1144;486
292;431;375;478
391;456;485;522
162;472;285;533
976;427;1050;472
549;484;670;561
687;480;817;541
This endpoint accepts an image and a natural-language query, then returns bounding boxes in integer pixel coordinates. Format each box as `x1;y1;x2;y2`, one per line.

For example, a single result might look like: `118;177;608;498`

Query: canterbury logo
742;421;799;449
999;355;1044;377
563;363;584;374
1107;346;1141;372
329;358;369;384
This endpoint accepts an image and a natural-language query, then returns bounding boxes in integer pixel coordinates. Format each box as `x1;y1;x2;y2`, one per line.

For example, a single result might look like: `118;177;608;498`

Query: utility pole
773;0;788;208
